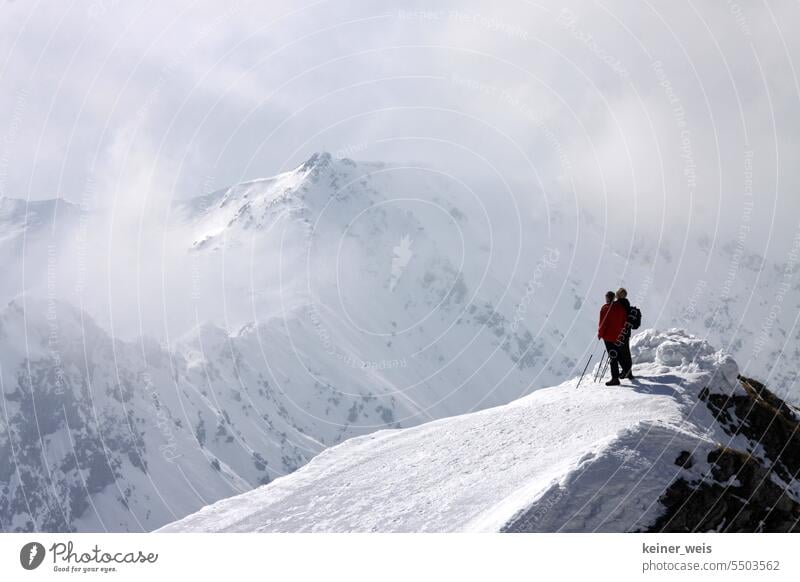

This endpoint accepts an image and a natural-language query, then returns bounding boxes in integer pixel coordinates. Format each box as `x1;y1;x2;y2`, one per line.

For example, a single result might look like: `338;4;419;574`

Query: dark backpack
629;306;642;330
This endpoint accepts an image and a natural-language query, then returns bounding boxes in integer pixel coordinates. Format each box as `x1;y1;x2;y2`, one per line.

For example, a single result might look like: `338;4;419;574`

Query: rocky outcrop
649;376;800;532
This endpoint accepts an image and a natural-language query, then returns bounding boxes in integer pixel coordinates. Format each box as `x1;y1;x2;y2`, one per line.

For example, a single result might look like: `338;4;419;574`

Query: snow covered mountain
167;151;566;401
161;330;800;533
2;152;800;532
166;152;800;408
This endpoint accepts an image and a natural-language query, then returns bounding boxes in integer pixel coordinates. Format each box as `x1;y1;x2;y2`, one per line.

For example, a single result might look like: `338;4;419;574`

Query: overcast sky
2;0;799;250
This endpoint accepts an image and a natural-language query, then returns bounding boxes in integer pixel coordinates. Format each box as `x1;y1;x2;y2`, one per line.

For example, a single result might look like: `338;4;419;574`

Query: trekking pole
594;351;606;382
577;340;601;389
596;352;606;382
599;357;609;382
576;354;593;389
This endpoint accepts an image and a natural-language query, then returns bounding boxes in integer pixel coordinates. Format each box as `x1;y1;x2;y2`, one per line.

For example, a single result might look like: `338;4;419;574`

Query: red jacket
598;302;627;342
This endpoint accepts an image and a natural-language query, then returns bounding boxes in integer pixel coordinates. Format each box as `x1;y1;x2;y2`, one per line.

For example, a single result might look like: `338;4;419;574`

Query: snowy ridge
161;330;800;533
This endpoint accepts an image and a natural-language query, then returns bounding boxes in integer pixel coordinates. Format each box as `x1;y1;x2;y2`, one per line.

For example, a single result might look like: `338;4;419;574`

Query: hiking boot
605;378;621;386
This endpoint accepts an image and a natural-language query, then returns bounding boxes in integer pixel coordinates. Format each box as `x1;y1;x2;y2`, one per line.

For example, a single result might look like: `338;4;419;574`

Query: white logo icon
389;235;414;292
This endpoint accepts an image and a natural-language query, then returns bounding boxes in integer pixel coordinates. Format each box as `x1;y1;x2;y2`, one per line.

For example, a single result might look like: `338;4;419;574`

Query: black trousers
603;340;621;379
618;336;633;378
604;339;633;379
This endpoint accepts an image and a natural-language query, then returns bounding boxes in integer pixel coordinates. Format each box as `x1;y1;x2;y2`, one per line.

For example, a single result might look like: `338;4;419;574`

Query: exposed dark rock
649;447;800;532
702;376;800;484
649;376;800;532
675;451;694;469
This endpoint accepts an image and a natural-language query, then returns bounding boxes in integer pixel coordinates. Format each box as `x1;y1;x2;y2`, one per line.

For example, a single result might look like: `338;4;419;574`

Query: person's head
605;291;615;304
616;287;628;300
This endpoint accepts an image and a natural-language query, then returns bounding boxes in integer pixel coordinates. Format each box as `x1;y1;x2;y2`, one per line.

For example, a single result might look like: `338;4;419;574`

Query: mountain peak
295;151;360;183
299;151;334;172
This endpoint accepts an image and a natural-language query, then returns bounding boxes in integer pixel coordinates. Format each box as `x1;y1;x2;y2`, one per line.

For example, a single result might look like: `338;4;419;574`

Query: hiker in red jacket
598;291;627;386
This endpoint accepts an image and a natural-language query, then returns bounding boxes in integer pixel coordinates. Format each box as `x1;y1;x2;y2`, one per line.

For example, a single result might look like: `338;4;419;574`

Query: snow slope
163;329;800;533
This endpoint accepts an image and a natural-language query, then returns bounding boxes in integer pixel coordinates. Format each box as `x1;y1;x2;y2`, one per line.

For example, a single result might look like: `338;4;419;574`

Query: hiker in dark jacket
598;291;627;386
614;287;635;380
